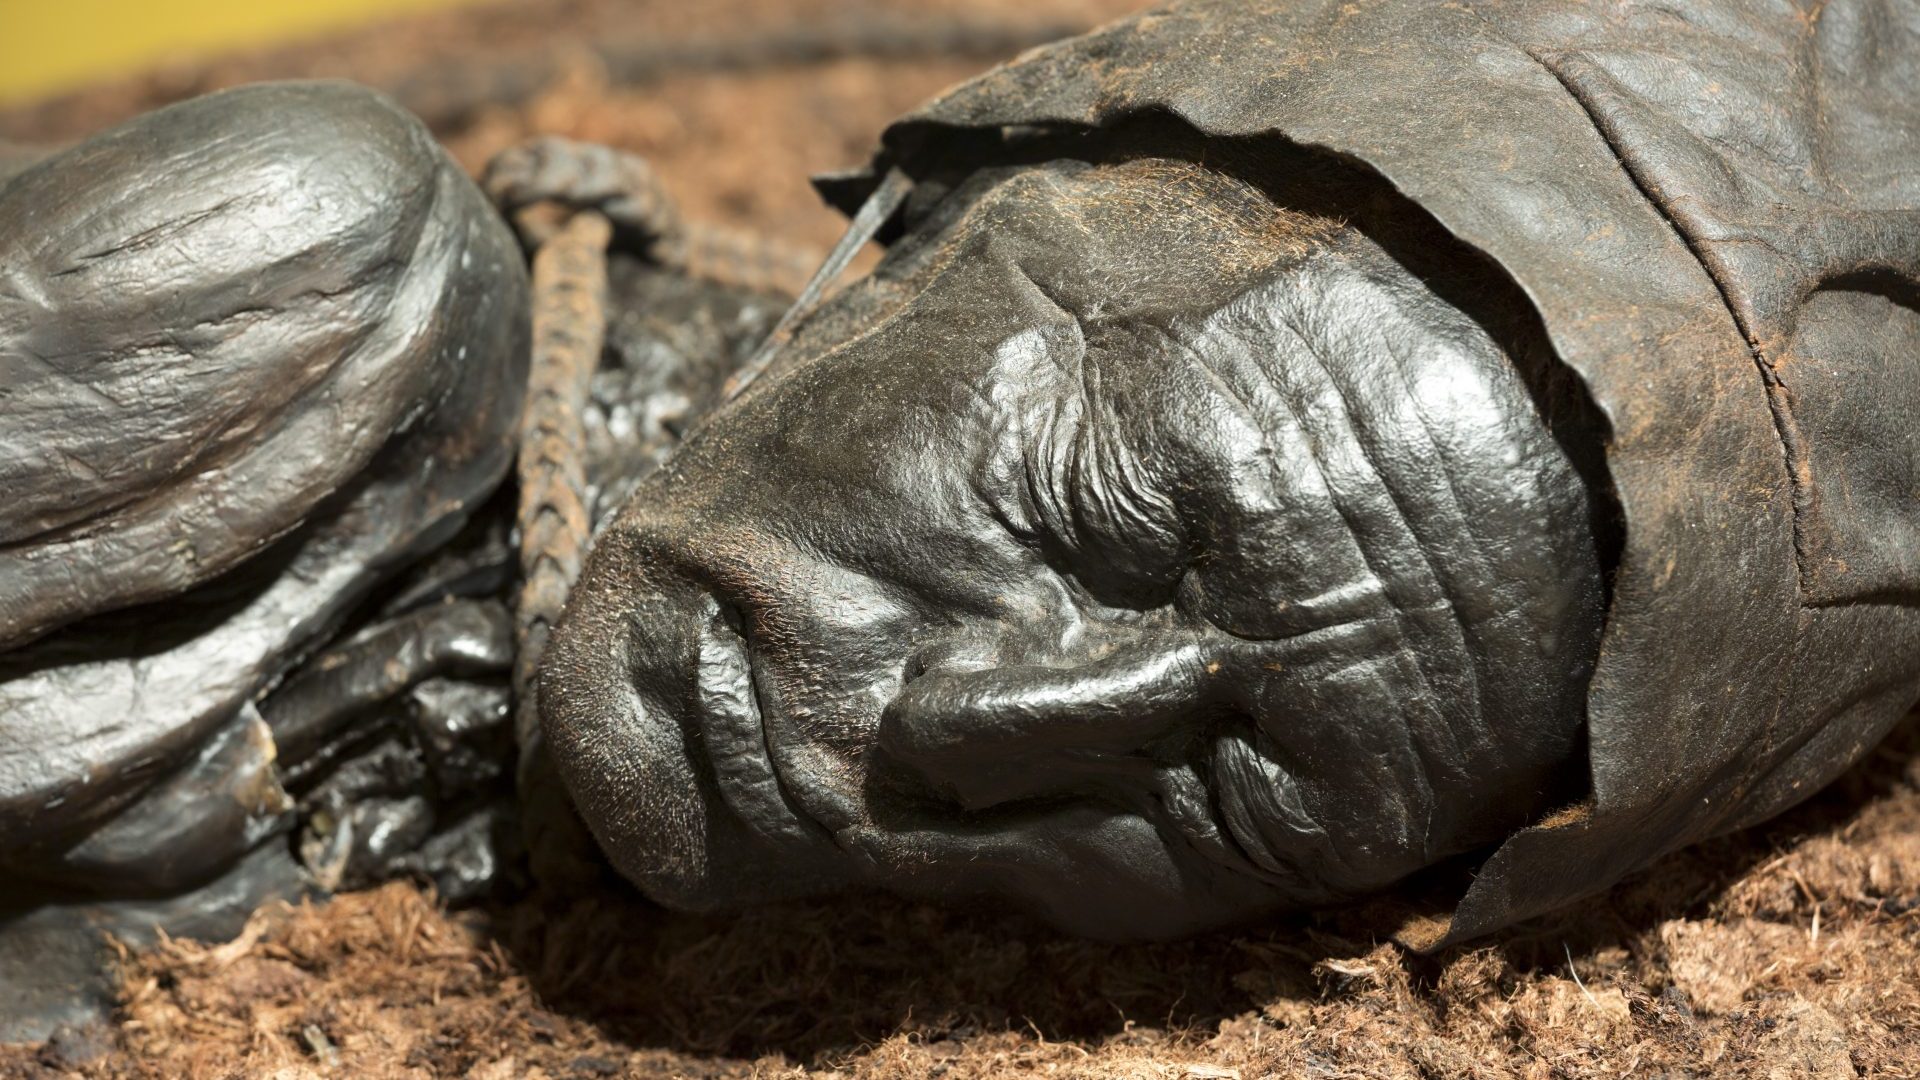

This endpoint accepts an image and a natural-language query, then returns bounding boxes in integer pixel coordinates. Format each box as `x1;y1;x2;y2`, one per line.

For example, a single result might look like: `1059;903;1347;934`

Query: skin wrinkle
696;600;832;849
544;152;1602;937
1064;750;1275;887
1148;757;1269;878
1216;615;1447;888
964;329;1077;576
1266;284;1483;820
1367;288;1555;604
1378;323;1571;662
1303;255;1592;770
1363;299;1598;785
1191;239;1539;861
61;194;248;272
660;526;885;835
1244;315;1451;853
1133;307;1440;872
1061;337;1186;597
1163;317;1393;633
1200;740;1297;878
1087;403;1182;563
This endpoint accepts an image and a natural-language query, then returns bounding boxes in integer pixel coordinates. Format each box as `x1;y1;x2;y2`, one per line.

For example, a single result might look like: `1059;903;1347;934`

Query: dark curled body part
0;82;528;1039
260;600;514;775
0;83;792;1041
31;707;291;900
542;0;1920;943
261;599;521;899
0;81;528;853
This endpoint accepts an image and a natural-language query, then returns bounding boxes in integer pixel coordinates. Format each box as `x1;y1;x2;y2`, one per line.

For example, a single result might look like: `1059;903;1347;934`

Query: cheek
709;550;921;755
753;565;917;684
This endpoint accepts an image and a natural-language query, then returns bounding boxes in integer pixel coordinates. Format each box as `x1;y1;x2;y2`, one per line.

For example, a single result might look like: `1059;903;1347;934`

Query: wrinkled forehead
632;157;1337;544
888;156;1333;321
753;154;1343;408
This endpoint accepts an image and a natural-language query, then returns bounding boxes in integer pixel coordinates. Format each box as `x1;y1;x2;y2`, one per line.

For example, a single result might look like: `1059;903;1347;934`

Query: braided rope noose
512;208;611;756
490;138;830;883
488;138;910;882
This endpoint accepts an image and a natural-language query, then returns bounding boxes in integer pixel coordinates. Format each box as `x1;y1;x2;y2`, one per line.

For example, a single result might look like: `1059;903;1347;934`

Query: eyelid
1041;351;1191;597
970;304;1186;602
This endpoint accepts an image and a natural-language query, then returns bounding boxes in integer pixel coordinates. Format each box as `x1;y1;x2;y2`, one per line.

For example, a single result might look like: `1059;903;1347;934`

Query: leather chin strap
722;166;914;402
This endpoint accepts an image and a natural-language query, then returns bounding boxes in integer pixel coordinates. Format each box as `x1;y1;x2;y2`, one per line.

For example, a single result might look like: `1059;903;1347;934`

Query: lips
540;529;865;911
544;529;1299;936
691;596;835;851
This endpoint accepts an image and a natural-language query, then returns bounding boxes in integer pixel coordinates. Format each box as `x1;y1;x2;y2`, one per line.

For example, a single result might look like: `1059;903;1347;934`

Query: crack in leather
1528;46;1819;606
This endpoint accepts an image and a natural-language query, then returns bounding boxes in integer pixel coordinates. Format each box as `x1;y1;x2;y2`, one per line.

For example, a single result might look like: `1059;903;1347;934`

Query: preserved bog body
541;0;1920;943
0;1;1916;1024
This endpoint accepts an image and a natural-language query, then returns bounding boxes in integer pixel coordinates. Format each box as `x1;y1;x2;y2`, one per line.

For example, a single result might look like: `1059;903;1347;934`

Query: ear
875;633;1219;809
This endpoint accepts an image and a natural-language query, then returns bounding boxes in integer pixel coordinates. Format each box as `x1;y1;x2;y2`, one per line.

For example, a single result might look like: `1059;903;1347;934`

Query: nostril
900;637;995;684
708;593;752;640
900;652;929;683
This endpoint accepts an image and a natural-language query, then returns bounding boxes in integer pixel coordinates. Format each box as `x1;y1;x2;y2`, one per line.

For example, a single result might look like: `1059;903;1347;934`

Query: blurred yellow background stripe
0;0;487;105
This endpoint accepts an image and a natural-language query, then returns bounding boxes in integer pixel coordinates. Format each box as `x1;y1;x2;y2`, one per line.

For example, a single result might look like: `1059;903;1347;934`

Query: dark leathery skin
0;96;776;1044
35;706;291;898
260;598;514;768
1;83;494;649
542;154;1606;937
813;0;1920;943
409;678;514;796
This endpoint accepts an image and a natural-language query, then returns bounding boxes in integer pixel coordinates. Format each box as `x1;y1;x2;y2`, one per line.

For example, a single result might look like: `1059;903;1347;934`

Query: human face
541;157;1603;937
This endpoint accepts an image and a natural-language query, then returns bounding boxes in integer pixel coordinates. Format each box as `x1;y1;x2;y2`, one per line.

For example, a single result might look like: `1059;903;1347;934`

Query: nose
877;635;1217;808
538;542;730;903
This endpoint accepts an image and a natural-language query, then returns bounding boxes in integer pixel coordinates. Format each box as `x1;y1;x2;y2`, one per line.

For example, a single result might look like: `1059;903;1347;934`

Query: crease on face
544;149;1607;934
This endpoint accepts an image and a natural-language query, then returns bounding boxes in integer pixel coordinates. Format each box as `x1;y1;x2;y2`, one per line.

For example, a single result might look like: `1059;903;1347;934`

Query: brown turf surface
6;710;1917;1077
4;1;1918;1076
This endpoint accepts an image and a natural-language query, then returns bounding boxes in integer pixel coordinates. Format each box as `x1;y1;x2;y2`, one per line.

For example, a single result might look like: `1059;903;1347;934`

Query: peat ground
4;1;1918;1075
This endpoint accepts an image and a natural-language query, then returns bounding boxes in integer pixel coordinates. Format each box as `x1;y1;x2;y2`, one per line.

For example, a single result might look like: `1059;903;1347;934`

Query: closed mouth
684;597;1307;901
690;597;839;853
1108;750;1308;894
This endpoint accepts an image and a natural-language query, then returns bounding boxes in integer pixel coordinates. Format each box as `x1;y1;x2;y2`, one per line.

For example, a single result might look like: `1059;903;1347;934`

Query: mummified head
541;141;1609;938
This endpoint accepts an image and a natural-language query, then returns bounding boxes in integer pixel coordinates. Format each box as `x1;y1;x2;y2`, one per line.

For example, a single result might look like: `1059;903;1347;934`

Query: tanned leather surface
0;83;529;860
815;0;1920;942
